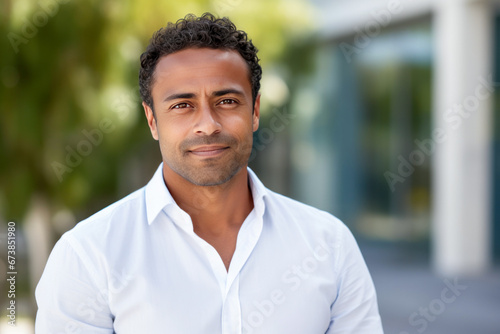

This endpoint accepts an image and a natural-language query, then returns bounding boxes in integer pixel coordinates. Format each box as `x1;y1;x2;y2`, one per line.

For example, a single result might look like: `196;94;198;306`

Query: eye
171;103;190;109
219;99;237;105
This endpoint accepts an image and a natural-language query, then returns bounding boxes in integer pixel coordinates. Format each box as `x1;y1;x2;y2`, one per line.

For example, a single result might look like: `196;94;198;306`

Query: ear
252;94;261;132
143;101;159;140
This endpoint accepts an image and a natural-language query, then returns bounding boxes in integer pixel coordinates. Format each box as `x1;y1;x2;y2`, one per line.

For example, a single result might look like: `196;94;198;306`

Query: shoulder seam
61;233;106;289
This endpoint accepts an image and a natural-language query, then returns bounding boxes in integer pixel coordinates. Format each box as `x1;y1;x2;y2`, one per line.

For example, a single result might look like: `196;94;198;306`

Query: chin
184;165;244;187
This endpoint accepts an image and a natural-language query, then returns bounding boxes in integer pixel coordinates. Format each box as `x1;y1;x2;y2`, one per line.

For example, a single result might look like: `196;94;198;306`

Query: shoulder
261;188;363;278
265;189;343;224
63;187;147;245
263;189;350;241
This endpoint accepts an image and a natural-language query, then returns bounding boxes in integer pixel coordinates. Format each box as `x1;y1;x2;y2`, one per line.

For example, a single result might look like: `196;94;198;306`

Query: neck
162;166;254;236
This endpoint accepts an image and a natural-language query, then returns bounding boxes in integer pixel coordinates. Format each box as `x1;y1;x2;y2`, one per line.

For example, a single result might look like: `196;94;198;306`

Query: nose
193;103;221;136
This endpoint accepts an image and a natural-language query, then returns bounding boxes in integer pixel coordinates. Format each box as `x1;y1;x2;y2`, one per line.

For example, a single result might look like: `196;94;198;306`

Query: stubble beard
165;133;252;187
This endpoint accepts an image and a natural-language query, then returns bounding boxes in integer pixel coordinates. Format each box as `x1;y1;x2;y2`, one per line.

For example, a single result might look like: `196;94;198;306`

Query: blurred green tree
0;0;314;301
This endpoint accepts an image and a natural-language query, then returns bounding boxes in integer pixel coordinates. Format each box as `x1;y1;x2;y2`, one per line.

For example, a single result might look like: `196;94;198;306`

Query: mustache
180;133;238;151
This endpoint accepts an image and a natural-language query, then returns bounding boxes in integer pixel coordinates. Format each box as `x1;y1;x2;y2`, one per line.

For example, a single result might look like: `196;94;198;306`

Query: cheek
227;114;254;132
233;122;255;151
156;123;182;151
229;120;253;140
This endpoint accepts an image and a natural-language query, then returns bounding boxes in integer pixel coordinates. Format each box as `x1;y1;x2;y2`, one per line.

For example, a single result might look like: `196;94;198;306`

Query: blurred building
282;0;499;277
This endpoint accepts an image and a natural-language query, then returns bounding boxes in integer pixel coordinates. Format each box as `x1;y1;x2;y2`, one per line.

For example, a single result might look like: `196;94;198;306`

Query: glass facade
291;22;433;244
494;16;500;261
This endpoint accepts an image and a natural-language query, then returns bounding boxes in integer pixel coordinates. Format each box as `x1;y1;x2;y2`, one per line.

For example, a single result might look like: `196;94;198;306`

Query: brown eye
172;103;190;109
219;99;236;105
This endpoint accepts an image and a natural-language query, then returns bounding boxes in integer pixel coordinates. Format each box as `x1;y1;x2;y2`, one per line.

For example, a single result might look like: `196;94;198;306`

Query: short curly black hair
139;12;262;111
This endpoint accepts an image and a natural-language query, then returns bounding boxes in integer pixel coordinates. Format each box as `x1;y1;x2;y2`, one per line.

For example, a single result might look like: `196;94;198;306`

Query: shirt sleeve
326;224;384;334
35;233;114;333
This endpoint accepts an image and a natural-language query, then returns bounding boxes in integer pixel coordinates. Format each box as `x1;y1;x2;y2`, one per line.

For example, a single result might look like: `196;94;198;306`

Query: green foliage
0;0;314;221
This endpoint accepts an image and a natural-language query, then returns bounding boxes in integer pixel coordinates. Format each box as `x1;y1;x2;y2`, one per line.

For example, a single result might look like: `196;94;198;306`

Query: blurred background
0;0;499;333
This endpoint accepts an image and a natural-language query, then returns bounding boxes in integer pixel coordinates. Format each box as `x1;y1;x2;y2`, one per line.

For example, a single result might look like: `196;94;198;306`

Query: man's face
143;48;260;186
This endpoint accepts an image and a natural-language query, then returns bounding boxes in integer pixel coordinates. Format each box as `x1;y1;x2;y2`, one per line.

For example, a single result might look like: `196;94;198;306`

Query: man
36;13;383;334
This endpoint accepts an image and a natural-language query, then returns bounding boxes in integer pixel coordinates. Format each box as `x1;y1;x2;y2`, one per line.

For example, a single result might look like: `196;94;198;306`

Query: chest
110;260;334;334
194;228;240;271
108;224;338;334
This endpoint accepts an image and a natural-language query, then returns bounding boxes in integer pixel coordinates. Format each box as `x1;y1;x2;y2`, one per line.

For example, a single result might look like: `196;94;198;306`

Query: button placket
221;277;242;334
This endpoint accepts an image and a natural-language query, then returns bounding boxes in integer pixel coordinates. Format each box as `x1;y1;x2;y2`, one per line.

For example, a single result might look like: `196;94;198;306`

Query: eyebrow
163;89;245;103
212;89;245;97
163;93;195;102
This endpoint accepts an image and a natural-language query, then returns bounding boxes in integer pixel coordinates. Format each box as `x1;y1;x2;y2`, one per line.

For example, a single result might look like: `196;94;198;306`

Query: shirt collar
246;167;267;219
145;163;177;225
144;163;268;225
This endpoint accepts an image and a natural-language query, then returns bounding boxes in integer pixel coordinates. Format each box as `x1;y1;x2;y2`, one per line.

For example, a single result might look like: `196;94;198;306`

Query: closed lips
188;146;229;156
189;145;229;152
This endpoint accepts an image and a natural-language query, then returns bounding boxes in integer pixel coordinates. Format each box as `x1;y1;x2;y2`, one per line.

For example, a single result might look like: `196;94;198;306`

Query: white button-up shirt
36;164;383;334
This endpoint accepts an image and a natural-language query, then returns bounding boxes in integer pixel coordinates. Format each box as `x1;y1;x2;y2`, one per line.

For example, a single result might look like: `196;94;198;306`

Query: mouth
188;145;230;157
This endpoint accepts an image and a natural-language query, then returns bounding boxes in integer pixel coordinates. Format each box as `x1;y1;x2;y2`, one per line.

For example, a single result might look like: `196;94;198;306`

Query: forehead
152;48;251;93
